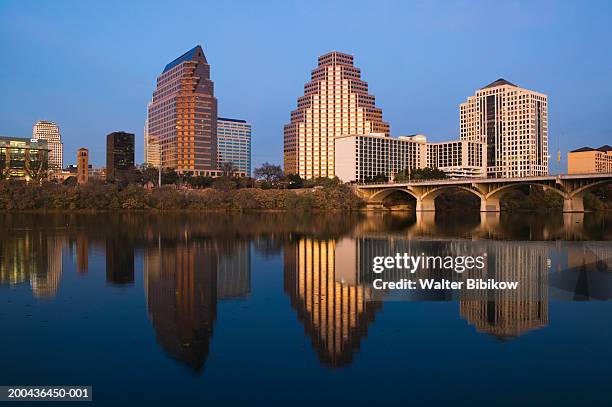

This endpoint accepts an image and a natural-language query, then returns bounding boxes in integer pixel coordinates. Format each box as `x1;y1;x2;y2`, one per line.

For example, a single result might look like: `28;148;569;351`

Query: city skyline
1;1;611;171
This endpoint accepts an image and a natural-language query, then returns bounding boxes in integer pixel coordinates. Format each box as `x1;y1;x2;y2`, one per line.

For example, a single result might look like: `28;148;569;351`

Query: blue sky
1;0;611;171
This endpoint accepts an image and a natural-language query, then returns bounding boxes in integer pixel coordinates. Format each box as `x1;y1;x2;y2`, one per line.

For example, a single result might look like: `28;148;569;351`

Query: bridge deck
357;173;612;188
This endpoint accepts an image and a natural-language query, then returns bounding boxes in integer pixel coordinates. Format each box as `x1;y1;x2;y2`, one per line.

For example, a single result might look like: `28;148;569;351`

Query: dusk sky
1;0;611;170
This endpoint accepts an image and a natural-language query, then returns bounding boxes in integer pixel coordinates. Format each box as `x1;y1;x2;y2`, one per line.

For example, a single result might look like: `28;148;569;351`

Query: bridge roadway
355;173;612;212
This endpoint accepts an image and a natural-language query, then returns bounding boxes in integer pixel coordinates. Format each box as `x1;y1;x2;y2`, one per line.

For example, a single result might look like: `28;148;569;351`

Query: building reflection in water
282;236;553;364
459;242;549;340
217;240;251;299
549;243;612;301
364;239;549;338
144;238;250;373
284;238;381;368
75;233;89;274
106;238;134;285
0;231;64;299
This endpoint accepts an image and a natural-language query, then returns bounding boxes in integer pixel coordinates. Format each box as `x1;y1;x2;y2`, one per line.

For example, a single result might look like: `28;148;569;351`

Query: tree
213;176;236;191
24;149;48;184
363;173;389;183
395;167;448;181
303;176;341;188
287;173;303;189
254;162;283;187
161;168;179;185
220;161;238;177
63;176;77;186
187;175;214;189
141;165;160;186
121;167;144;186
372;173;389;182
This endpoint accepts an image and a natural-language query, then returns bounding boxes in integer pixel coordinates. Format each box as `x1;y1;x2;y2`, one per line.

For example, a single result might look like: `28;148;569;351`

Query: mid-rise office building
0;136;50;181
334;133;485;182
460;79;548;178
284;51;389;179
145;137;162;168
77;148;89;184
146;45;218;175
106;131;134;182
143;104;162;168
217;117;251;175
32;120;63;171
426;140;486;178
567;145;612;174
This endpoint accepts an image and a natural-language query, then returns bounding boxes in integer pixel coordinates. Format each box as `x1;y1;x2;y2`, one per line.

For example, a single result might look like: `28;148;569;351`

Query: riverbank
1;180;609;212
0;180;365;211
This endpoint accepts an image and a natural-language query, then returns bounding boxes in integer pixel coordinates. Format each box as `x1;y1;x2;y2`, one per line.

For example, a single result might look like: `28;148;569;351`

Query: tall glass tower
146;45;218;175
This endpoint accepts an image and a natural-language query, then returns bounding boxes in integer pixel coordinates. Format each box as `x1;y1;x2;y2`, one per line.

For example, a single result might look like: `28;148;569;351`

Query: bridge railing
355;173;611;187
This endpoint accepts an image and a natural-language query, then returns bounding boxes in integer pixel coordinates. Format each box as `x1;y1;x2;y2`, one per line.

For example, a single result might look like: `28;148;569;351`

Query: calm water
1;212;611;406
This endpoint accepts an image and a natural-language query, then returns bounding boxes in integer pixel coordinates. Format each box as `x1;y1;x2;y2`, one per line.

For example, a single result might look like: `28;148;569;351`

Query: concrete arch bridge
356;174;612;213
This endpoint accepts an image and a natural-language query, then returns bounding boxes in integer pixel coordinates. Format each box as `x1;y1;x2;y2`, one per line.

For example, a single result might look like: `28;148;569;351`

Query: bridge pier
480;196;501;212
365;201;385;210
416;196;436;212
563;195;584;213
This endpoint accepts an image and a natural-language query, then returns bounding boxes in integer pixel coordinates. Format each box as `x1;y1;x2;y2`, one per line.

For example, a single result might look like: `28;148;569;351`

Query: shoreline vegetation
0;164;610;211
0;179;609;212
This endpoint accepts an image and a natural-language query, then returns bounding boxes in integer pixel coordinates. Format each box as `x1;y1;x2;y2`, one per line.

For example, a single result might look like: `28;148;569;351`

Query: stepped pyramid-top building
284;51;389;179
146;45;218;175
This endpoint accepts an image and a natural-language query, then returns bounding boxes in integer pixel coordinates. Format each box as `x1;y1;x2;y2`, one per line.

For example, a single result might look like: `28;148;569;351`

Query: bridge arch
483;182;567;212
568;179;612;198
420;185;484;202
418;186;483;212
367;188;419;204
485;182;567;201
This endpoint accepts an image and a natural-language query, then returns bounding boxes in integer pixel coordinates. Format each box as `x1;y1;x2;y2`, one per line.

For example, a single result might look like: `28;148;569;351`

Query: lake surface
1;211;611;406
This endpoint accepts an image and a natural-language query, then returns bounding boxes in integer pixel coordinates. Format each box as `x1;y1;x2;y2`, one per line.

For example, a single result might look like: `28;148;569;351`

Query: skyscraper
146;45;218;175
32;120;63;171
460;79;548;178
217;117;251;175
106;131;134;182
284;51;389;179
77;148;89;185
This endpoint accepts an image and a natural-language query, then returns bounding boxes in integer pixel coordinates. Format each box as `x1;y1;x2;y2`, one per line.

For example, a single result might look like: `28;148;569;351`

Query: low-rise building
427;140;486;178
334;133;486;182
0;136;50;181
568;145;612;174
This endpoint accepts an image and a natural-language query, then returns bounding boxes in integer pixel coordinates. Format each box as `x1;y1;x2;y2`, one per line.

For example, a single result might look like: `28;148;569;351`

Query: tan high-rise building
284;51;389;179
460;79;548;178
33;120;63;171
147;45;217;175
77;148;88;184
